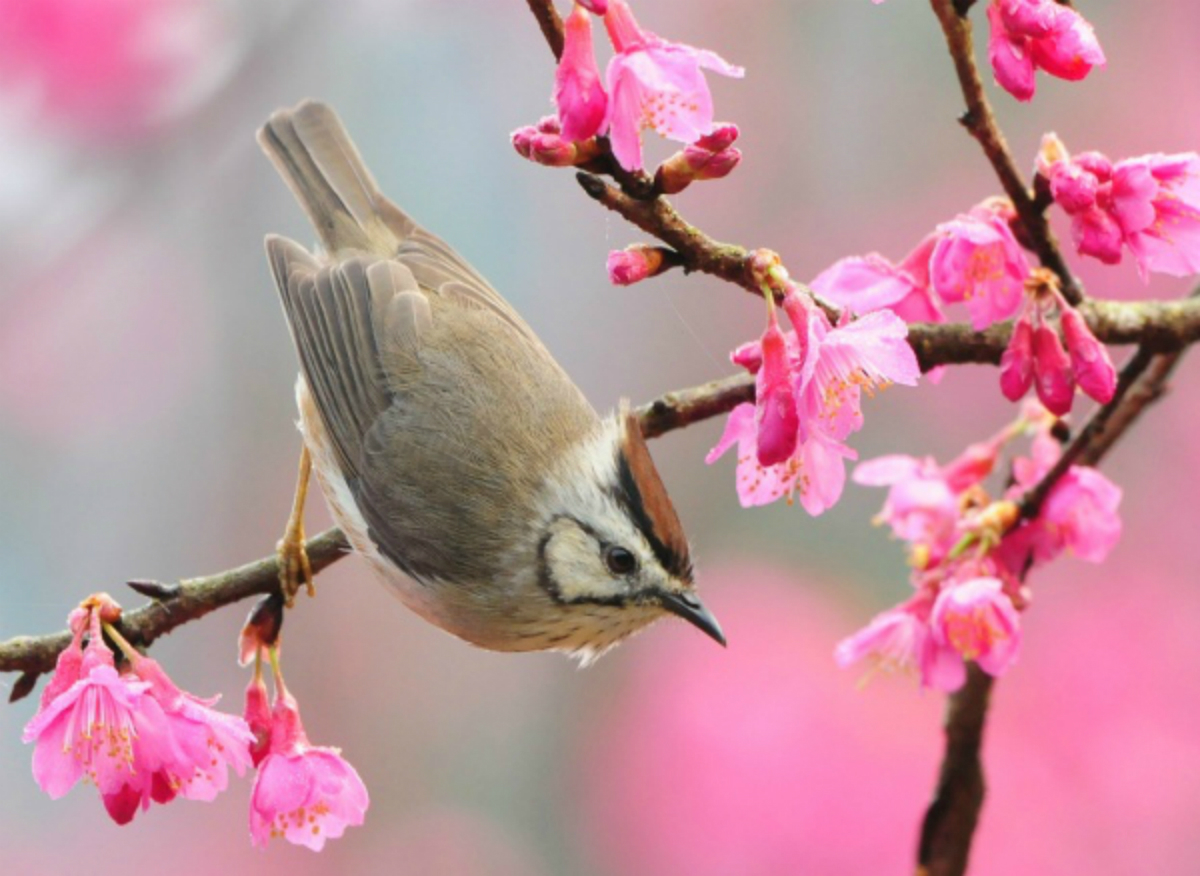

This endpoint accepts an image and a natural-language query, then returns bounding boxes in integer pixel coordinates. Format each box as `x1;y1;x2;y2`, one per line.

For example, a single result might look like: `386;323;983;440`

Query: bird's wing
267;235;431;482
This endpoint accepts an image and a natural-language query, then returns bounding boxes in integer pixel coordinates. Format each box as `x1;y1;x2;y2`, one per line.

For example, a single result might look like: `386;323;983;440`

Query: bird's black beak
658;590;726;647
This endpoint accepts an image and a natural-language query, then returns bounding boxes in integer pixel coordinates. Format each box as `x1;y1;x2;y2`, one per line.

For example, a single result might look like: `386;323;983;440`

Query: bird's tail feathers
258;100;416;255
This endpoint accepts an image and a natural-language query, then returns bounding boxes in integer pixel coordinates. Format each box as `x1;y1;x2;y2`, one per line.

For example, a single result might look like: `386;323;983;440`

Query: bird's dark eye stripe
603;545;637;576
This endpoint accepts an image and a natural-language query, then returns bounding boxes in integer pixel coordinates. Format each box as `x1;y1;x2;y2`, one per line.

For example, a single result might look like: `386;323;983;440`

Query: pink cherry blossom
555;4;608;142
1037;466;1122;563
809;249;944;325
709;291;917;515
601;0;744;170
986;0;1105;102
128;654;254;803
22;618;163;822
24;600;253;823
1001;423;1123;567
930;577;1022;678
835;600;966;692
606;247;655;285
706;403;854;514
1040;135;1200;279
853;458;961;553
930;201;1030;330
249;689;369;851
1111;154;1200;279
577;0;607;15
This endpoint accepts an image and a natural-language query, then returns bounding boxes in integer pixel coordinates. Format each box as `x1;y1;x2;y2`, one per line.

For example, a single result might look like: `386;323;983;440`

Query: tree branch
524;0;564;60
2;379;766;701
916;341;1189;876
928;0;1082;305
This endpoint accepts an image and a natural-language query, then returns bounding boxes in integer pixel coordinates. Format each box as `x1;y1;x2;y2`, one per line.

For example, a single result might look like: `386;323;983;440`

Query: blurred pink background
2;1;1199;873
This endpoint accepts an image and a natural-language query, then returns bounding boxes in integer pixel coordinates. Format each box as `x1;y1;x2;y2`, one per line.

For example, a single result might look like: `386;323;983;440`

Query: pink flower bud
693;123;740;153
577;0;607;13
999;315;1035;402
606;246;664;286
1029;7;1105;82
1032;323;1075;415
511;125;537;158
1060;306;1116;403
1073;150;1113;181
530;132;579;166
685;143;742;179
555;4;608;142
1035;132;1069;177
997;0;1060;38
754;313;800;467
1071;206;1124;265
930;577;1022;679
1048;162;1100;213
731;340;763;374
239;593;284;666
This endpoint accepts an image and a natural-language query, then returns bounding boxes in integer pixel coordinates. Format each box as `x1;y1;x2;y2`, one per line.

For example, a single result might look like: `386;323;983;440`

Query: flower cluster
22;595;253;825
520;0;743;172
836;405;1122;691
811;198;1117;413
23;594;368;851
706;273;920;515
985;0;1105;101
1038;134;1200;280
243;649;370;851
811;198;1028;332
1000;270;1116;415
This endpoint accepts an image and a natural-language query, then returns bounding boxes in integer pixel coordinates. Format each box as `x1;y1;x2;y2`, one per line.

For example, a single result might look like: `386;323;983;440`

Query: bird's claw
276;524;314;608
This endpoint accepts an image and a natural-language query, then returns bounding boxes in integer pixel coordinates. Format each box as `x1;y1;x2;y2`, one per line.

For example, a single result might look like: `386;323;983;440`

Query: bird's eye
603;545;637;576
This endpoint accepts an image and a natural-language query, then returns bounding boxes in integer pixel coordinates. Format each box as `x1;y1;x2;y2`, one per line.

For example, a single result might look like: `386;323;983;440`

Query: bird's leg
277;445;315;606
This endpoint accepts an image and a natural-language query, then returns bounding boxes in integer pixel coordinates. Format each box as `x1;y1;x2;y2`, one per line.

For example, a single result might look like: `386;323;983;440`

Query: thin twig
1;529;350;702
928;0;1081;305
525;0;564;60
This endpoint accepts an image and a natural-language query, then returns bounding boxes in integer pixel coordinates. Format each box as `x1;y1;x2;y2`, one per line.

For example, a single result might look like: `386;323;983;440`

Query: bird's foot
277;445;315;607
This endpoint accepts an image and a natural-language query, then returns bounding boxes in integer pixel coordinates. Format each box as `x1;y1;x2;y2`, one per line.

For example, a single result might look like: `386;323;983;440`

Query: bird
257;99;723;663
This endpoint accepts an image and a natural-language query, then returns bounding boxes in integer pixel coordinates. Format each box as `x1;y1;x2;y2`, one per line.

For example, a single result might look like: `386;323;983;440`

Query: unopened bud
693;123;740;153
577;0;608;13
657;135;742;194
1035;131;1069;177
238;592;285;667
81;593;122;624
607;245;667;285
511;125;537;159
731;339;763;374
529;133;578;166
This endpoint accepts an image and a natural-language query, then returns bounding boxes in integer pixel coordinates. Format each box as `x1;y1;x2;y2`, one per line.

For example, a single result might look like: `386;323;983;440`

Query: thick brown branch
928;0;1081;304
918;664;993;876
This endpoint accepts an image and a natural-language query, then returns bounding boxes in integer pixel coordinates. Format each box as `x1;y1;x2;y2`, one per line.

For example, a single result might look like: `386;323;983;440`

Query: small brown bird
258;100;723;662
